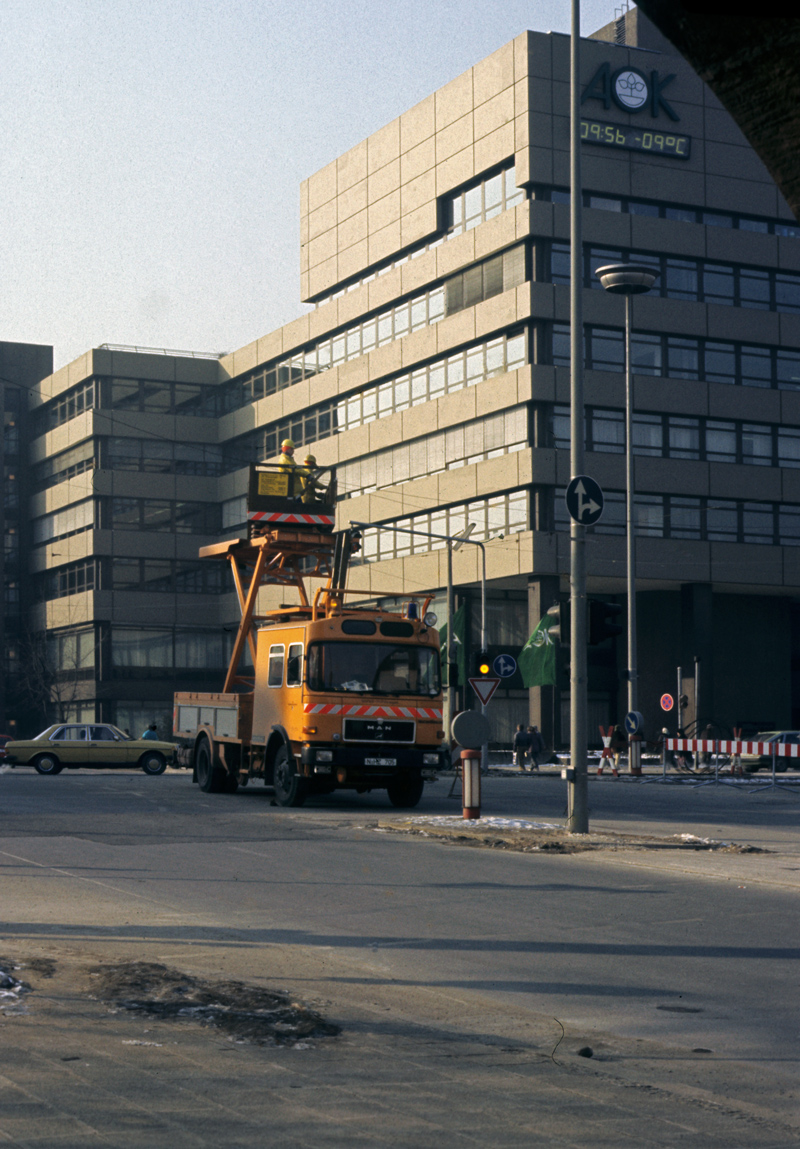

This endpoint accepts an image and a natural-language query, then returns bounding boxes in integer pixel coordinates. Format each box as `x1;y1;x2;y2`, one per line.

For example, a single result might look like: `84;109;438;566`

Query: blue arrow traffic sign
624;710;644;736
493;654;517;679
565;475;604;526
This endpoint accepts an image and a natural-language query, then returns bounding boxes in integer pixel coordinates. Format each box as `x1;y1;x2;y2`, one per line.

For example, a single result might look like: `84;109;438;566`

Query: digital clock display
581;118;691;160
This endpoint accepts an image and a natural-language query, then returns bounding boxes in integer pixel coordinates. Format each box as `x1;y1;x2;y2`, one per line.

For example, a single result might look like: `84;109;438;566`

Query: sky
2;0;615;370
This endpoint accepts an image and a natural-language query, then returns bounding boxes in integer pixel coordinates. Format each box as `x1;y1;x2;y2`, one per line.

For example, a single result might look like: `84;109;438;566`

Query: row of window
33;440;95;490
338;406;528;499
32;499;222;544
551;323;800;389
223;330;527;474
351;491;529;565
105;438;224;476
109;499;221;535
551;243;800;313
34;379;95;436
537;186;800;239
314;163;525;306
228;283;447;414
111;628;228;669
33;377;223;437
445;246;525;316
551;404;800;468
37;558;230;601
554;488;800;546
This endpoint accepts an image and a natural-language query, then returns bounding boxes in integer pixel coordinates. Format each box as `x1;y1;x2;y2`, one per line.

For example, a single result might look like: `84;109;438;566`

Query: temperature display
581;118;691;160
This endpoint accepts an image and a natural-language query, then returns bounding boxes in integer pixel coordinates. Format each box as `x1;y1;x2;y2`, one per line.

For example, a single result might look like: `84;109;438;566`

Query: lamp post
594;263;658;774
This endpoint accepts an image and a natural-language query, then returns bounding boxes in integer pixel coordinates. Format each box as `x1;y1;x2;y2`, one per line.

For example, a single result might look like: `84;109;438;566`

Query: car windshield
307;642;441;696
107;725;133;741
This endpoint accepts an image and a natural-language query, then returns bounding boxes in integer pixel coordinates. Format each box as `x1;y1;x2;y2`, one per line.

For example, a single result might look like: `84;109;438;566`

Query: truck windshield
307;642;440;696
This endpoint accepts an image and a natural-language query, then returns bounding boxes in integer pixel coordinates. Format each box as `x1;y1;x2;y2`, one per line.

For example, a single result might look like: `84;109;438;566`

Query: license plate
365;757;396;767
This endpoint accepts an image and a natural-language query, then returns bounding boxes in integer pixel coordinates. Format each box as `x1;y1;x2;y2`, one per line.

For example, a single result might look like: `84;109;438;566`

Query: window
286;643;303;687
445;247;526;317
33;500;94;545
268;645;285;687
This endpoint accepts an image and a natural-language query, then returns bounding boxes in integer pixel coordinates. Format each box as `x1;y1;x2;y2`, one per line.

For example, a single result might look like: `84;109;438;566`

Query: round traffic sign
452;710;491;748
624;710;644;736
565;475;604;526
493;654;517;678
660;693;674;712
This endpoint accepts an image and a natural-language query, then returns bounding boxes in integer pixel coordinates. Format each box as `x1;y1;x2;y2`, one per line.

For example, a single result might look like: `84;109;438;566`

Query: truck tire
33;754;63;776
387;773;424;809
196;740;228;793
273;745;306;807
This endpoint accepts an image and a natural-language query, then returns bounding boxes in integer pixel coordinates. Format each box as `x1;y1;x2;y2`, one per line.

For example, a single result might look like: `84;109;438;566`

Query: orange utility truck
173;464;445;807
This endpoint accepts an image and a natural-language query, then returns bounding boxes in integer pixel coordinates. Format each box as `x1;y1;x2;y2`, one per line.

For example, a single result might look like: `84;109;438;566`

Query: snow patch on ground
406;816;560;830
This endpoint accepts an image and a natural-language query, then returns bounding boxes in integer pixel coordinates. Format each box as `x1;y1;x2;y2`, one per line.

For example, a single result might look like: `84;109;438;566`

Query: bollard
461;748;481;820
629;735;642;776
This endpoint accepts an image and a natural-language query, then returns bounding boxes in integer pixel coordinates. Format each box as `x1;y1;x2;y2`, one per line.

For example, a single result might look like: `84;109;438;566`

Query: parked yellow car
4;724;176;776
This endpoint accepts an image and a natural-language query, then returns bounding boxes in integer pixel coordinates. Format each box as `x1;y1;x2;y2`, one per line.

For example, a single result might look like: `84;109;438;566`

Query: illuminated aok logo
582;62;679;121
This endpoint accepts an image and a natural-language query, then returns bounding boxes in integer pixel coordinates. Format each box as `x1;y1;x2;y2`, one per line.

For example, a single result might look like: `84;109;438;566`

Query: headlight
316;750;333;763
423;753;439;765
424;612;438;627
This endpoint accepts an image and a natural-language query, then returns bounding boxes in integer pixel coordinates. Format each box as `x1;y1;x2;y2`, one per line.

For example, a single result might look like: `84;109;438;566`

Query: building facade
12;15;800;746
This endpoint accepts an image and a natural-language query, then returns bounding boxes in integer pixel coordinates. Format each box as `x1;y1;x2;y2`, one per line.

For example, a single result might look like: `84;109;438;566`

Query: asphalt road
1;766;799;1147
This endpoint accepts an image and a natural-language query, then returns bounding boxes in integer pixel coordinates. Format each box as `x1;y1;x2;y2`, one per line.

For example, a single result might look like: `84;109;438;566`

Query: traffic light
474;651;491;677
546;601;569;645
588;600;624;645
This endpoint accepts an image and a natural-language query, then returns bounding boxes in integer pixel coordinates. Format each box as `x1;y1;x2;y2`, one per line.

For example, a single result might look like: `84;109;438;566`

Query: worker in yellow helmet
277;439;298;496
300;452;324;504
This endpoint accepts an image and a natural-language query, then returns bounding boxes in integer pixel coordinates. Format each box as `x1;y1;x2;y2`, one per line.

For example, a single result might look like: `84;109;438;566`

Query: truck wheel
387;773;424;809
196;740;227;793
140;751;167;776
33;754;63;776
273;745;306;807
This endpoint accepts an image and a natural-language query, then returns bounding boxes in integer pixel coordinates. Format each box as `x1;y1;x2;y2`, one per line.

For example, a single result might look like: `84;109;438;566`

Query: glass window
703;264;734;305
628;201;660;217
702;212;733;228
741;424;773;466
112;498;140;530
667;338;699;380
111;379;140;409
668;417;700;460
779;507;800;545
742;502;774;544
706;499;738;541
741;346;772;388
739;268;771;310
590;409;623;453
631;333;662;376
669;497;701;539
665;259;698;301
286;643;303;687
777;351;800;391
664;206;696;223
589;196;621;211
706;420;736;463
143;501;172;531
551;405;570;450
704;342;736;384
778;428;800;468
776;274;800;313
112;629;172;668
591;328;624;371
268;644;285;687
739;218;769;233
484;172;503;218
632;413;663;456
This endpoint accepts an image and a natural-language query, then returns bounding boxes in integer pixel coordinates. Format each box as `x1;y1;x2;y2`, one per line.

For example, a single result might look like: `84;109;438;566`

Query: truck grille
344;719;415;743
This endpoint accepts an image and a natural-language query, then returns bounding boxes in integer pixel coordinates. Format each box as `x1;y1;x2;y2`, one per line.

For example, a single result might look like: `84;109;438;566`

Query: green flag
518;613;557;687
438;603;466;687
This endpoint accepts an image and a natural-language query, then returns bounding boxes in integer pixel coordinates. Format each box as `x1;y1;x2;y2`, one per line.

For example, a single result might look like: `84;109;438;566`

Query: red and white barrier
665;738;798;757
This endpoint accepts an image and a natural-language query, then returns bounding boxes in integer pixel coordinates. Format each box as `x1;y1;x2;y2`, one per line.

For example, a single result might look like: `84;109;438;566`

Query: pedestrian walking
512;724;531;771
610;724;627;770
527;724;545;772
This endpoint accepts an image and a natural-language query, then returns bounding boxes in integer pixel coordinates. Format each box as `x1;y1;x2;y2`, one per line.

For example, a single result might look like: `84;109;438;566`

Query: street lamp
595;262;659;774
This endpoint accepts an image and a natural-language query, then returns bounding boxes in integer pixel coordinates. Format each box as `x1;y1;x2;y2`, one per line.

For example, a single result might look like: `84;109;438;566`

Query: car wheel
195;740;227;793
273;744;306;807
386;773;424;809
140;751;167;776
33;754;63;776
775;761;788;774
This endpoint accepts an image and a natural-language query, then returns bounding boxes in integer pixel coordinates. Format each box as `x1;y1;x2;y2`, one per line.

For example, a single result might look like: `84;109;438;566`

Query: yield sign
469;676;501;706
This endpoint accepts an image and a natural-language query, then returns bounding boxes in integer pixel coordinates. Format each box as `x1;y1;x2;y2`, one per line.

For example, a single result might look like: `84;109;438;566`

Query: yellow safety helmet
281;439;295;451
304;454;317;465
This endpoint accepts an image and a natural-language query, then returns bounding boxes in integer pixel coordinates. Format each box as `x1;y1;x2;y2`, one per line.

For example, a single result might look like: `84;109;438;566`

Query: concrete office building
15;12;800;745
